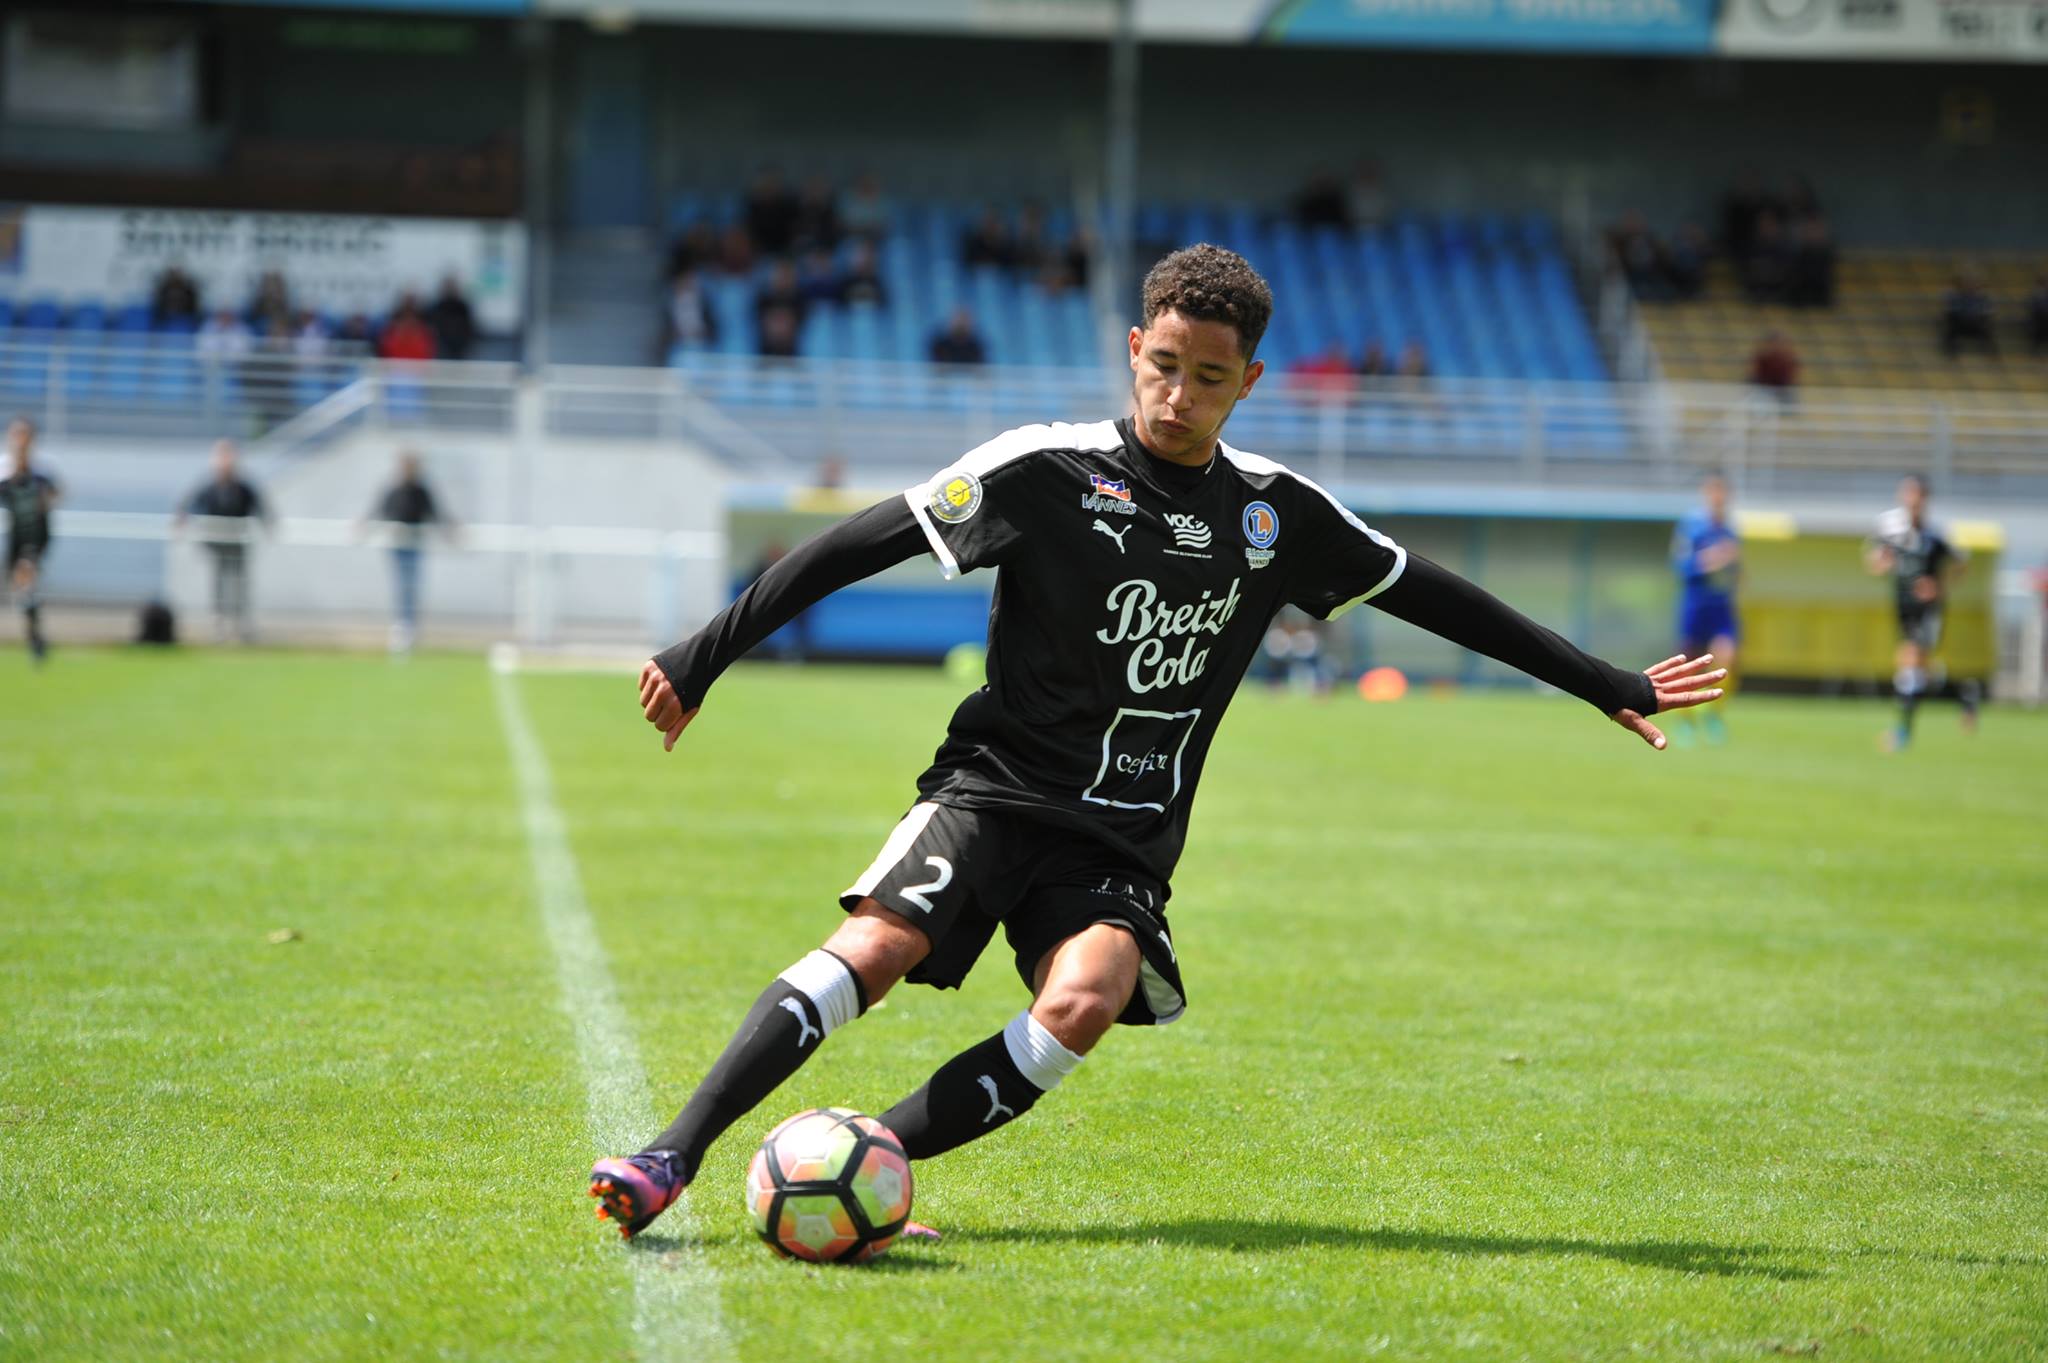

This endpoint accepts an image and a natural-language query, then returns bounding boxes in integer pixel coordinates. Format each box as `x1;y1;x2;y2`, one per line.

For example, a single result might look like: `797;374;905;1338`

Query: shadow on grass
970;1220;1814;1280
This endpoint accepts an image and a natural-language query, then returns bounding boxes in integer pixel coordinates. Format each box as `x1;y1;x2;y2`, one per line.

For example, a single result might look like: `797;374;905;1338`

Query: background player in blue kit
1670;473;1740;743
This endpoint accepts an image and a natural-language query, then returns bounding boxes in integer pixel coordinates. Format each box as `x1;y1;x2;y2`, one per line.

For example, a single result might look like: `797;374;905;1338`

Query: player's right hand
639;659;699;752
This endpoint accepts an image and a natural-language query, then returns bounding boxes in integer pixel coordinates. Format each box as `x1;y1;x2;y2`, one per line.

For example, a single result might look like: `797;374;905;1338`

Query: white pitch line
492;662;731;1363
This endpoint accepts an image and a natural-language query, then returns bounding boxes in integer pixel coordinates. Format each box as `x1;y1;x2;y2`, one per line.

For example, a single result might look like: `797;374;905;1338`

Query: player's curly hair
1140;244;1274;359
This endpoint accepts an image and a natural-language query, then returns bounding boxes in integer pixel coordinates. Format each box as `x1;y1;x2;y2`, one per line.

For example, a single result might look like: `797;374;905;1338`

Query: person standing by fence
362;450;452;656
175;440;269;644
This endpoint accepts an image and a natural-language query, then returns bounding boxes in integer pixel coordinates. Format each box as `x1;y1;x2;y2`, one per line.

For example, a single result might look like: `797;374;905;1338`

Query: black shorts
7;534;47;571
840;801;1186;1026
1897;603;1944;651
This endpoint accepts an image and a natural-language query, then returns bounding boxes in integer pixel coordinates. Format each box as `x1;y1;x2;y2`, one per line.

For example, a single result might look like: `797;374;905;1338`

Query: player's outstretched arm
640;498;929;751
1369;554;1724;752
1608;652;1728;749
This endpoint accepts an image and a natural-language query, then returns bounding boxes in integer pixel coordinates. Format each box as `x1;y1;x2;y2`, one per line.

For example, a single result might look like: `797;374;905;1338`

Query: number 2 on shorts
899;856;954;913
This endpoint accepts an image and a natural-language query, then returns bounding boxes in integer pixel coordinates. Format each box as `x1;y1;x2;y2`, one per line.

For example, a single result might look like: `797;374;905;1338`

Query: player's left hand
1609;653;1727;750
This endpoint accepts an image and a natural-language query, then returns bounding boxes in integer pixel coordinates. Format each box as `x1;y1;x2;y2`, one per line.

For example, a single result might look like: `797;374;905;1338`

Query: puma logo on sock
975;1074;1015;1124
778;997;821;1049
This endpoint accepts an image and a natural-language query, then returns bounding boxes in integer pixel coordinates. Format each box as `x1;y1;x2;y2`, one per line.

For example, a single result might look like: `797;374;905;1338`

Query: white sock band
1002;1010;1085;1093
777;950;863;1034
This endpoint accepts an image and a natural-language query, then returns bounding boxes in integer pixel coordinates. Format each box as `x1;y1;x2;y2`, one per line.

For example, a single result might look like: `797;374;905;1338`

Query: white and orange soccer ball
745;1108;912;1263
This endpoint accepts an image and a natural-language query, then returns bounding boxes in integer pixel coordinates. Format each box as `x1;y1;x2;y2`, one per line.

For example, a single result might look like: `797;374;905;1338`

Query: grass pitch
3;649;2044;1362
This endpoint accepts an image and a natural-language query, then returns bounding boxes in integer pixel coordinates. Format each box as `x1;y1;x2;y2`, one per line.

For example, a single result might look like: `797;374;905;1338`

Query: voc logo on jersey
1242;500;1279;570
1163;514;1212;558
1081;472;1137;517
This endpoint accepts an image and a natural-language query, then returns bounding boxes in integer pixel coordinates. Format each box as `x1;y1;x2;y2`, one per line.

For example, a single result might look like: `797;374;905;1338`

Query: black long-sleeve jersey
657;417;1655;882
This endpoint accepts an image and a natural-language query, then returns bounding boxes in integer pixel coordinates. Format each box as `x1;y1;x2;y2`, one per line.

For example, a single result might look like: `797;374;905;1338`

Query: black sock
1899;690;1921;735
642;949;865;1182
1959;679;1981;718
24;603;44;657
880;1031;1040;1160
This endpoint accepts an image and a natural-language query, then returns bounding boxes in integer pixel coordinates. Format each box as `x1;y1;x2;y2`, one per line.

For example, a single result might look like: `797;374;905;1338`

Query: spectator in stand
792;175;840;254
1666;223;1710;302
378;295;439;362
361;449;452;656
797;247;844;308
247;271;292;336
717;224;756;278
197;308;253;361
1782;175;1821;224
755;259;808;333
667;220;719;282
251;316;296;429
840;241;888;308
1748;330;1799;404
1720;171;1772;267
660;268;718;356
1933;266;1998;358
293;311;331;360
1743;211;1793;304
1357;341;1391;378
1941;269;1998;358
929;308;987;366
841;172;891;243
175;439;268;644
1013;203;1054;274
1291;342;1355;398
1610;210;1667;301
962;208;1015;270
151;266;202;329
424;275;476;361
1397;341;1431;381
757;307;801;360
744;168;801;257
2028;274;2048;355
335;314;375;350
1292;169;1348;229
1787;214;1837;308
1064;228;1095;290
1346;161;1390;232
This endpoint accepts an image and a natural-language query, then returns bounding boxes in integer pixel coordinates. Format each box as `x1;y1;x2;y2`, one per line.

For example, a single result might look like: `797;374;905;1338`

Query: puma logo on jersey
778;997;821;1049
1092;519;1130;553
976;1074;1015;1124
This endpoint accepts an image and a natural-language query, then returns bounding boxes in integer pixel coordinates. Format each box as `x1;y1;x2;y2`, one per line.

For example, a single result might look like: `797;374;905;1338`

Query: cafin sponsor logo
1163;513;1213;558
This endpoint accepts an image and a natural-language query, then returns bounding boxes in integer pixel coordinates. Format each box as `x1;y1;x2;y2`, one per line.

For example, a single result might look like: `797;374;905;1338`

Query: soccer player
2;416;60;663
176;440;270;644
589;246;1724;1238
1669;473;1740;743
1865;474;1973;750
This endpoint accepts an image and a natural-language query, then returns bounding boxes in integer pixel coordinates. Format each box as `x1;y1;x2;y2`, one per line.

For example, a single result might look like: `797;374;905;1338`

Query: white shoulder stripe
1218;444;1407;614
903;421;1124;581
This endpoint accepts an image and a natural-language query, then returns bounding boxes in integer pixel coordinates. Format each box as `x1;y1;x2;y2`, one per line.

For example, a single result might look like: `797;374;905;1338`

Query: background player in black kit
589;246;1726;1238
3;415;60;663
1866;474;1975;750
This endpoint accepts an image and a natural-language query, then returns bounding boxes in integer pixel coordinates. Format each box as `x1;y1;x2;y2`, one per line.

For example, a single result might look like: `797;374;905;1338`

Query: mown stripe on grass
493;662;731;1363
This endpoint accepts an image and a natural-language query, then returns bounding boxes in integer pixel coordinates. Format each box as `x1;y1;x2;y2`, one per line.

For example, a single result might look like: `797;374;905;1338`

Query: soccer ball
745;1108;912;1263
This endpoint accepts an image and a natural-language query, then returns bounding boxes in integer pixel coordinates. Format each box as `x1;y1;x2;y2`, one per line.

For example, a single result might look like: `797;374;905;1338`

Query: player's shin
641;948;866;1182
879;1010;1083;1159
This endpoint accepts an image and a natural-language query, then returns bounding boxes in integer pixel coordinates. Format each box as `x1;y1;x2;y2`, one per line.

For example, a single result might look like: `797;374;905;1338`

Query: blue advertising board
1264;0;1720;53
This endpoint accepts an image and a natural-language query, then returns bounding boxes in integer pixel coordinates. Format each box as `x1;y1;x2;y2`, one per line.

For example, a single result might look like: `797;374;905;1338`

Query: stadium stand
663;189;1609;387
1641;252;2048;396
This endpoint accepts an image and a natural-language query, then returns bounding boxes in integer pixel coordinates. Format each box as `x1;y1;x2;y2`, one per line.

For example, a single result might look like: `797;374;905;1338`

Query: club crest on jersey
1081;472;1136;517
929;471;983;524
1163;514;1213;559
1242;500;1279;569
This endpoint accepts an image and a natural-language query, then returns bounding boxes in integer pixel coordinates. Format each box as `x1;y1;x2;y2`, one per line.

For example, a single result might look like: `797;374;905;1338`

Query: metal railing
4;336;2044;495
